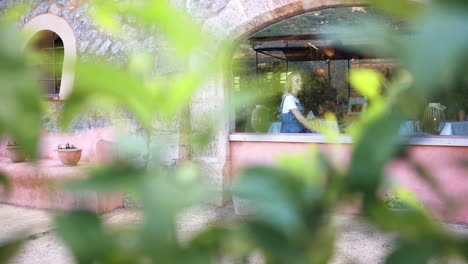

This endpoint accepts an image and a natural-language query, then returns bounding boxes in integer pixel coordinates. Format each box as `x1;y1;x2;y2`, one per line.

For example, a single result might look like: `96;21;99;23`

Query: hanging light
323;48;334;58
307;42;319;50
315;67;325;77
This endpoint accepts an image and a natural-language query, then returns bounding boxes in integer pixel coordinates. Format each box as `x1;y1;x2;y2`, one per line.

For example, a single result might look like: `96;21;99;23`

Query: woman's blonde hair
284;72;302;94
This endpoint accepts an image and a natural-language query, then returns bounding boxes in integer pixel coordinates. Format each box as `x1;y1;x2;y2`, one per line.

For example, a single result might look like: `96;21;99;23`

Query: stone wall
0;0;367;207
0;0;181;155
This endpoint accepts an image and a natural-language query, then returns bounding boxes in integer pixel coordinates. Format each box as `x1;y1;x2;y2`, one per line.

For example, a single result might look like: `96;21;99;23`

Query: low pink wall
0;127;122;213
230;140;468;223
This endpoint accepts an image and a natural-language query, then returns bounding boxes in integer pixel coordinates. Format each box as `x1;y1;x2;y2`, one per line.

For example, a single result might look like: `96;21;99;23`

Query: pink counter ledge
229;133;468;223
0;127;123;213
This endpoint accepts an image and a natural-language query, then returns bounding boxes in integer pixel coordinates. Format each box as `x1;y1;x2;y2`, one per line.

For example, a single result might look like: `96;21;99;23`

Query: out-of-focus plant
0;1;227;263
53;0;235;263
0;0;468;264
0;24;43;159
0;5;46;222
383;188;424;211
60;1;226;129
0;7;45;260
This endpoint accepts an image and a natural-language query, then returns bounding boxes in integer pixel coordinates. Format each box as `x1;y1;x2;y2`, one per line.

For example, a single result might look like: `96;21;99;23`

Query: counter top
229;133;468;146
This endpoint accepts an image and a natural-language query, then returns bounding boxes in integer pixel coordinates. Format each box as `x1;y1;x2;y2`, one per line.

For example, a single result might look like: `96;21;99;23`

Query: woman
280;72;316;133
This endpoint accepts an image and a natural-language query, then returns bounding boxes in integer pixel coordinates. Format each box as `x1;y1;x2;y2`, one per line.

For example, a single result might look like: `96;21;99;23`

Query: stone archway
201;0;367;41
190;0;367;206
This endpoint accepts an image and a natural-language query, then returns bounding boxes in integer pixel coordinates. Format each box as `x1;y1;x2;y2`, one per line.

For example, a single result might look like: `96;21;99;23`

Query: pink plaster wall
230;140;468;223
38;127;115;162
0;127;122;213
386;146;468;223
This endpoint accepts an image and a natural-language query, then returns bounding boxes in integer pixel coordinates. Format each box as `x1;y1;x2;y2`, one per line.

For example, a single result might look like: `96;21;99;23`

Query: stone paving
1;204;468;264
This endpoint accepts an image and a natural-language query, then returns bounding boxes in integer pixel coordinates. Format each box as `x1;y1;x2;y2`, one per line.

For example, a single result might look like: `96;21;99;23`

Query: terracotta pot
6;145;26;163
57;148;82;166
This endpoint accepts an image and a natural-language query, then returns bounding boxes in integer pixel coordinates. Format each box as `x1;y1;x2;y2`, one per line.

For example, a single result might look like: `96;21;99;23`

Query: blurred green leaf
61;61;153;129
66;164;145;193
349;69;384;102
346;102;404;194
0;172;10;193
435;0;468;9
0;239;22;264
139;167;212;257
55;211;111;264
232;166;308;238
1;1;467;264
89;3;121;33
404;7;468;96
370;0;423;20
385;240;433;264
92;1;205;57
1;4;28;25
276;149;325;187
187;225;251;263
392;187;426;212
337;17;407;61
365;198;449;241
0;23;43;159
306;222;336;264
239;219;293;262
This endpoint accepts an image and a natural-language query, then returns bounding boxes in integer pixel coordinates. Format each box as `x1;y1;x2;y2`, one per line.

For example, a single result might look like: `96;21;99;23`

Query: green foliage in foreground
0;24;43;159
0;0;468;263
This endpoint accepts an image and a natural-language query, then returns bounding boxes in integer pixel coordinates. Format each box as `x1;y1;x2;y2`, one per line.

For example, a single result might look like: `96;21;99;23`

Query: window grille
28;31;64;100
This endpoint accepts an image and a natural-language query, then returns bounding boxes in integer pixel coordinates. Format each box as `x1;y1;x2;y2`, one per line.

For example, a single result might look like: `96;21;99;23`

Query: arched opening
26;30;64;99
22;14;77;99
230;6;399;134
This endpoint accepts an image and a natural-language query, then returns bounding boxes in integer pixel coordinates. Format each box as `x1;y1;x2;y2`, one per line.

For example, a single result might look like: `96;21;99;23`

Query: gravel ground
1;204;468;264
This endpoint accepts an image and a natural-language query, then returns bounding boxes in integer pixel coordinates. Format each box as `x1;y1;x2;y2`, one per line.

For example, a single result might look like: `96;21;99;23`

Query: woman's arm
290;108;318;131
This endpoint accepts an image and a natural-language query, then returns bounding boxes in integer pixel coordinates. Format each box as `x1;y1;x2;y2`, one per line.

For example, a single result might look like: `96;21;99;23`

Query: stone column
191;69;231;206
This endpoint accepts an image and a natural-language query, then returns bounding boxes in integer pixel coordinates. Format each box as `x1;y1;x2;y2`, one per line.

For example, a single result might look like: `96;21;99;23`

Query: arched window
23;14;77;99
231;6;399;133
26;30;64;99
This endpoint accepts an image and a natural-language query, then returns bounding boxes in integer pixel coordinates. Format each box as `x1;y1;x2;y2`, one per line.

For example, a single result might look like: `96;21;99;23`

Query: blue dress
280;94;314;133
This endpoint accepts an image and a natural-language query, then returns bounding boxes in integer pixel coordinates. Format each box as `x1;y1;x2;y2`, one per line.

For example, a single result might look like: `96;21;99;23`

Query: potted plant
299;71;335;116
57;143;82;166
6;141;26;163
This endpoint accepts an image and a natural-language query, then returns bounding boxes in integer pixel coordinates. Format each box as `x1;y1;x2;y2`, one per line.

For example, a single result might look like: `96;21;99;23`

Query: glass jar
421;103;446;135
